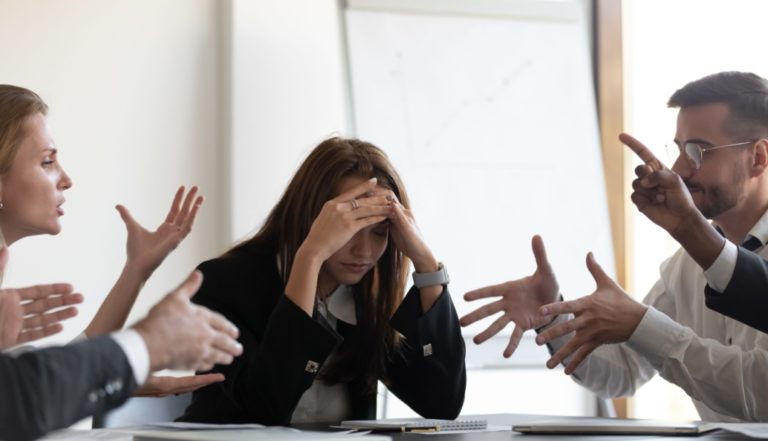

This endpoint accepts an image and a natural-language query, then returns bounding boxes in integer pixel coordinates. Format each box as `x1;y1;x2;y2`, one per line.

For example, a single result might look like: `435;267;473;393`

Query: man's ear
751;138;768;177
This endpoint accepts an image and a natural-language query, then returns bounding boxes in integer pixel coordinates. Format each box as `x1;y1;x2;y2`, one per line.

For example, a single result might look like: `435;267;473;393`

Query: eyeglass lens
683;143;703;168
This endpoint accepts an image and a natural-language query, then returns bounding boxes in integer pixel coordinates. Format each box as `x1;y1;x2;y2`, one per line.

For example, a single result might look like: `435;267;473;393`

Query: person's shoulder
659;246;695;275
197;244;274;278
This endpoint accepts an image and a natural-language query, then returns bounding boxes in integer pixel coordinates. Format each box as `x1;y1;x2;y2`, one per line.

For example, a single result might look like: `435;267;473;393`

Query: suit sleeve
189;261;342;425
705;247;768;333
385;286;466;419
0;336;137;441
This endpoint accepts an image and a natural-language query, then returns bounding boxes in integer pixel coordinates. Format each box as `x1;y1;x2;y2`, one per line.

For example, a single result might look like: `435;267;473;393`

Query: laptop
512;417;720;436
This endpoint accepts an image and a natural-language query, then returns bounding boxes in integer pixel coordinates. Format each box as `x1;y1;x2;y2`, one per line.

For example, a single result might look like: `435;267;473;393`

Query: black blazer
705;246;768;333
180;244;466;425
0;336;137;441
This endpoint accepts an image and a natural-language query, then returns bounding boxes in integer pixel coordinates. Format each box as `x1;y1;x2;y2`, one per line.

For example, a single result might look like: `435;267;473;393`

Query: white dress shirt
290;285;355;424
542;210;768;422
705;208;768;291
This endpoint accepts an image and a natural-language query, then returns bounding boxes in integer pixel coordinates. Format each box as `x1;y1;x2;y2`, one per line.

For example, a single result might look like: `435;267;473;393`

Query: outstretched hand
0;248;82;349
134;373;225;397
117;186;204;279
133;270;242;372
459;236;560;358
535;252;646;374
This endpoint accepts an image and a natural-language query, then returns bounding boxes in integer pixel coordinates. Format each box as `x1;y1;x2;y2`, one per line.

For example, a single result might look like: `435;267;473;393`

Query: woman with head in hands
180;137;465;424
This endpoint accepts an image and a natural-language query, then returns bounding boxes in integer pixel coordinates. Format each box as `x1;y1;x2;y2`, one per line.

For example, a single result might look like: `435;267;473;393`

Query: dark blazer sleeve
181;258;342;425
0;336;137;441
705;246;768;333
386;286;466;419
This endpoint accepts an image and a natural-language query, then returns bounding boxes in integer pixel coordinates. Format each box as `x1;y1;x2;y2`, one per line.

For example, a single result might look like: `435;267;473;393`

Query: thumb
586;252;611;287
115;205;137;229
171;270;203;300
531;235;552;274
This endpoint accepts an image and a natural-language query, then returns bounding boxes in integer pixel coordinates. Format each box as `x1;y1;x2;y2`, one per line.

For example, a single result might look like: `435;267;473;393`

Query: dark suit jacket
0;336;137;441
180;244;466;425
705;246;768;333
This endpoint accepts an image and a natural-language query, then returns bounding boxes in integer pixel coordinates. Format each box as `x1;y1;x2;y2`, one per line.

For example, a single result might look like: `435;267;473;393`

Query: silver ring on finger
349;199;359;210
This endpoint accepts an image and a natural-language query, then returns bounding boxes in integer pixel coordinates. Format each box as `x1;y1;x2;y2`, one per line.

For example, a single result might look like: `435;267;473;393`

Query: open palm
118;186;203;279
460;235;560;357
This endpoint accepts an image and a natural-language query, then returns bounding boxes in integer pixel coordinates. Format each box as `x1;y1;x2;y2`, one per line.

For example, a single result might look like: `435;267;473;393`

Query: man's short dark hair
668;71;768;140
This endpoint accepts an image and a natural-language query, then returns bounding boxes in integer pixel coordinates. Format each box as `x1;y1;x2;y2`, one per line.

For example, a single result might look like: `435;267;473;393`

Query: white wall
228;0;350;242
0;0;223;343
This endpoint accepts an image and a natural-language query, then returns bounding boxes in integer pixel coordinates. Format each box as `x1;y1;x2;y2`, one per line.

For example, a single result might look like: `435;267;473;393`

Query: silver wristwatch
412;262;450;288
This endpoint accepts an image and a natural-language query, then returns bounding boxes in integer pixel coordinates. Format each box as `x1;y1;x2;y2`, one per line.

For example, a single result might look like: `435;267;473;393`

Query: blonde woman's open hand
117;186;204;280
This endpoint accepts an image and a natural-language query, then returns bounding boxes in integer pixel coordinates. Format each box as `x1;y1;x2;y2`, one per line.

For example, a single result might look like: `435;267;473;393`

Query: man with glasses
461;71;768;422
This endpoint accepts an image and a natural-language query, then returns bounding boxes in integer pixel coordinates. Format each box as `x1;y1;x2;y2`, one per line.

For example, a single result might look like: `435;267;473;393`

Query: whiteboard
344;2;613;336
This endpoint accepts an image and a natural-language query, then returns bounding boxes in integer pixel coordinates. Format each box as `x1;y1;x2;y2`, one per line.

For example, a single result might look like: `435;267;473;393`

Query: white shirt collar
324;285;357;325
747;207;768;247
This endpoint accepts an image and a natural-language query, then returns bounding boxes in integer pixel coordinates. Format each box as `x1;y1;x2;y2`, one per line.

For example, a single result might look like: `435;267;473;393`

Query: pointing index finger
619;132;665;171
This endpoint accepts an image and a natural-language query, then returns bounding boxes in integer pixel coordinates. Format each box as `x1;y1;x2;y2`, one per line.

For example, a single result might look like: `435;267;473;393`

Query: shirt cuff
703;240;737;292
111;329;150;386
626;306;691;366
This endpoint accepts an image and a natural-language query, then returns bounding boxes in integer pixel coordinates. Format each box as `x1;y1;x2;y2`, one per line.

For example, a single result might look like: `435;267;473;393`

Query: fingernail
368;177;377;183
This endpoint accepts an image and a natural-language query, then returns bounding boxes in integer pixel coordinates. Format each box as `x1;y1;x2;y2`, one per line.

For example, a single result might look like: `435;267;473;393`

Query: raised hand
621;133;701;235
132;271;242;372
459;235;560;358
622;133;723;268
300;178;392;262
534;252;646;374
0;248;82;349
117;186;204;280
134;373;225;397
386;193;437;271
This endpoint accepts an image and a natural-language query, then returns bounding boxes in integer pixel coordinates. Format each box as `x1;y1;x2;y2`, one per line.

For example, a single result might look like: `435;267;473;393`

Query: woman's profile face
0;113;72;244
322;176;390;286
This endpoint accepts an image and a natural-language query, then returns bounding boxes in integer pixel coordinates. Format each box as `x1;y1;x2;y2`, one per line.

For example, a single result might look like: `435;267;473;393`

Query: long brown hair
228;137;410;391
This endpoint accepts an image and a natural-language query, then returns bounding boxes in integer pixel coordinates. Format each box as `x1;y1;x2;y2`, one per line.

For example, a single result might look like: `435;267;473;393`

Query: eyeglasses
668;140;754;169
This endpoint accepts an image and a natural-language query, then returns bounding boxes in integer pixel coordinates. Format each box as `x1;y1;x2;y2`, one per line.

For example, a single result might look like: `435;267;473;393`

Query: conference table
295;413;759;440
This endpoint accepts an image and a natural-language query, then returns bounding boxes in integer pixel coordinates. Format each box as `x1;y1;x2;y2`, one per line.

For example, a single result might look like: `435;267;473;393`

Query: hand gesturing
460;235;560;358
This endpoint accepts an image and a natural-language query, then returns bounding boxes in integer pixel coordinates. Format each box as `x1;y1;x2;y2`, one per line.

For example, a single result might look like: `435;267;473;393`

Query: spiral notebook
340;418;488;432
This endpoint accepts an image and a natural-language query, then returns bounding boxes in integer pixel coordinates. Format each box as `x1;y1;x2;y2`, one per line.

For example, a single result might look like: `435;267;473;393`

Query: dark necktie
714;225;763;251
742;235;763;252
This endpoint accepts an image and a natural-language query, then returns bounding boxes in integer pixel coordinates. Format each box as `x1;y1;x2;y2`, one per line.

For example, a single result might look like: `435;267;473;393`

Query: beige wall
0;0;351;343
0;0;223;342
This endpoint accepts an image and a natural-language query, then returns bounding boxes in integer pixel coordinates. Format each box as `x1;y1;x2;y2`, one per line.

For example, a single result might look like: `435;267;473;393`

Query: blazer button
305;360;320;374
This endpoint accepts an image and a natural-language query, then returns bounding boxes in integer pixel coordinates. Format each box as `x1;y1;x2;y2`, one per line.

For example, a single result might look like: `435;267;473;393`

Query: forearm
388;287;466;418
84;264;146;336
411;254;441;312
670;212;725;270
627;307;768;421
0;337;136;441
540;312;656;399
284;248;323;316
